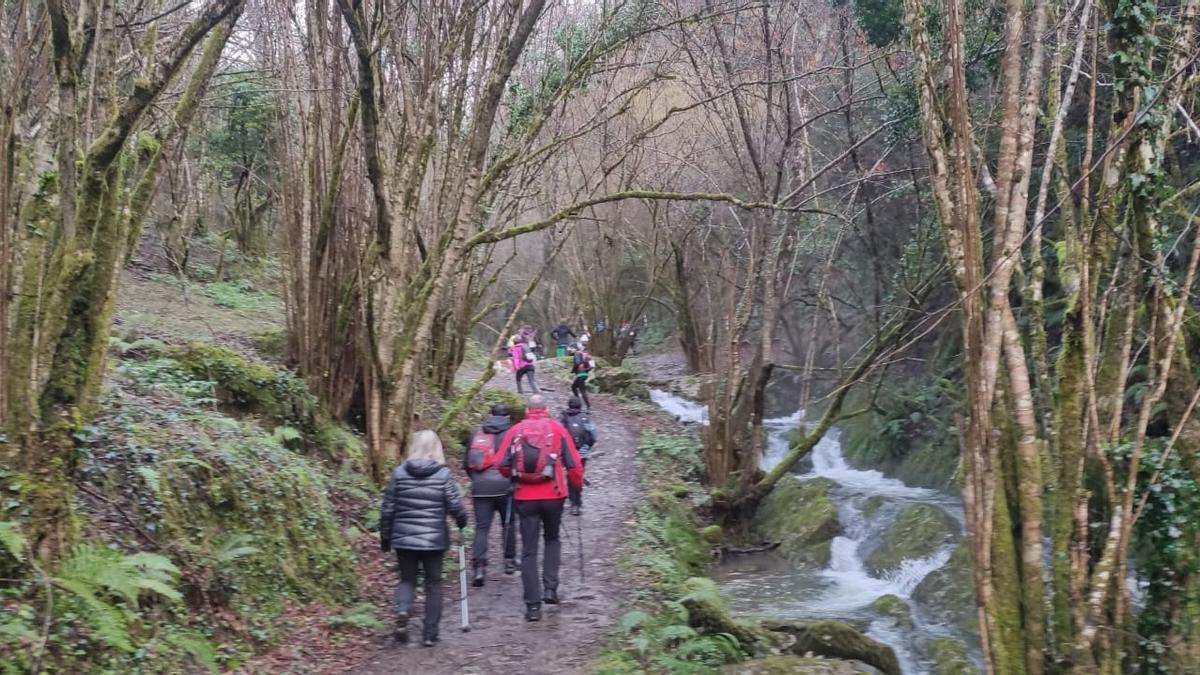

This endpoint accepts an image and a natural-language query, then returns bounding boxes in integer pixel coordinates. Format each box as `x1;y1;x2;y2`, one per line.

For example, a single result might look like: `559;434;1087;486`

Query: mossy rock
762;620;900;675
923;639;977;675
722;656;884;674
864;504;956;576
754;476;841;566
680;577;761;647
861;496;885;518
912;542;976;633
170;341;319;431
868;594;912;629
591;367;651;401
702;524;725;543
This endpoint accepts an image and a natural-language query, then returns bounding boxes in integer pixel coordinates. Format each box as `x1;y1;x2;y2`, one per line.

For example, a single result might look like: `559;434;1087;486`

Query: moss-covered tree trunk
1;0;247;559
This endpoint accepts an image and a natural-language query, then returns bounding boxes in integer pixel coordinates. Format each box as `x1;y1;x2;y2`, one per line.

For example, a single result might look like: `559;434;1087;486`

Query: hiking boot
472;562;486;587
394;612;409;643
569;504;582;516
422;634;439;647
543;589;560;604
526;603;542;621
503;558;518;575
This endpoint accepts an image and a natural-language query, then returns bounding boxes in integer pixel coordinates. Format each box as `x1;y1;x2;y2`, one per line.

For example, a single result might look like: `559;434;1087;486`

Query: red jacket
498;409;584;501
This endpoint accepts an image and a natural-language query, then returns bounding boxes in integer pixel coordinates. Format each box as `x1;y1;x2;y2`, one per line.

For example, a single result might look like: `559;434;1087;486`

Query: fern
165;630;219;673
212;534;259;564
54;545;183;652
0;521;26;561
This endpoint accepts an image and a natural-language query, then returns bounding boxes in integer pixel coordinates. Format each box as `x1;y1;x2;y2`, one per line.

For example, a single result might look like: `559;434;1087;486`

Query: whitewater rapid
648;389;974;674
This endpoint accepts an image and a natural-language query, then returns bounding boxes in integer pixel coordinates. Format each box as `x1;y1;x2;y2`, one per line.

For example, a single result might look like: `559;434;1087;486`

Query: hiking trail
348;367;642;674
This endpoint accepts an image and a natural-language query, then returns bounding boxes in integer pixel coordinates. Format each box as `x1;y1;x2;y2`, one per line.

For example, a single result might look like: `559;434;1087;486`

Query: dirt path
349;366;642;675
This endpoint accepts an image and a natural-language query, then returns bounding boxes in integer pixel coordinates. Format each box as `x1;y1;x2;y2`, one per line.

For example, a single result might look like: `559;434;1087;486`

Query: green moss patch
924;638;978;674
864;504;956;576
868;594;913;629
753;476;841;566
912;542;977;633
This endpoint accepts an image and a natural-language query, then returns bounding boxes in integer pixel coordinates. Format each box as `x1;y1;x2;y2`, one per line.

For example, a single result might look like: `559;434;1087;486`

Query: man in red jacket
498;394;584;621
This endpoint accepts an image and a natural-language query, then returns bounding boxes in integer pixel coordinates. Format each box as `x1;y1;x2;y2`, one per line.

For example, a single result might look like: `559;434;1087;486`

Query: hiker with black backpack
570;345;596;411
559;397;597;516
462;404;518;586
497;394;584;622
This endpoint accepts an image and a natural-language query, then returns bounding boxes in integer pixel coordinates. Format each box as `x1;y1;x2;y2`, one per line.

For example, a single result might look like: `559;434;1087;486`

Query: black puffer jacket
380;459;467;552
464;415;513;498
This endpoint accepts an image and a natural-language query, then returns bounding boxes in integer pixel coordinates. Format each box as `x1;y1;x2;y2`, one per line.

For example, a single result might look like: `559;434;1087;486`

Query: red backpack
466;431;500;472
509;418;561;485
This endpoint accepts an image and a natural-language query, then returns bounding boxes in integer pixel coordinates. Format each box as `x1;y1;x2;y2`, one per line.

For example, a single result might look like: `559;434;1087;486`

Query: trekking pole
458;536;470;632
576;506;585;582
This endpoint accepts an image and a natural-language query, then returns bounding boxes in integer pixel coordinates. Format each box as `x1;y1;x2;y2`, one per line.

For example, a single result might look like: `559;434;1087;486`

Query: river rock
923;639;977;674
867;594;912;629
680;577;761;647
912;542;976;633
861;496;885;518
591;367;650;400
864;503;957;576
722;656;884;674
761;620;901;675
754;476;841;566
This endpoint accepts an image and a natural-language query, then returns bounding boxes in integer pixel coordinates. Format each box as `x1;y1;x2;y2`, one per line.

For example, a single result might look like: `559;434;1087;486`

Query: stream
649;389;979;674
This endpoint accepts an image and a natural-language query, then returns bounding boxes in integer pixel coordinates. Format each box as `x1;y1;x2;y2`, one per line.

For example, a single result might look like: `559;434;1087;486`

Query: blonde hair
407;430;446;464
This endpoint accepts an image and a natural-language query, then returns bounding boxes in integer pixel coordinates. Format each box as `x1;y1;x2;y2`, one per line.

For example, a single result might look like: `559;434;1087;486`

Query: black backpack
562;413;595;449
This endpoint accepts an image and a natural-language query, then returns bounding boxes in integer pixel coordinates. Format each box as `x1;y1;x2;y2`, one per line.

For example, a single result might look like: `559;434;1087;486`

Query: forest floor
247;361;645;675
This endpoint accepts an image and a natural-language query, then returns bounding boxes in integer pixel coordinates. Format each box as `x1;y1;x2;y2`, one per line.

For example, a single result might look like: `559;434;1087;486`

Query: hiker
559;397;597;516
511;337;540;394
550;321;576;358
463;404;518;585
379;430;467;646
498;394;584;621
570;345;596;410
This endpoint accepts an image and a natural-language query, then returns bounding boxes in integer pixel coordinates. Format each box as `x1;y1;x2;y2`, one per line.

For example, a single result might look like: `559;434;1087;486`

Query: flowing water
648;389;979;674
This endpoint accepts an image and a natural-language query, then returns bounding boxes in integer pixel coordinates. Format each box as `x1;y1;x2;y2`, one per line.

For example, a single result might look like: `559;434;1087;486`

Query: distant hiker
498;394;584;621
463;404;518;585
379;430;468;646
511;339;540;394
559;397;597;516
550;321;576;358
570;346;596;410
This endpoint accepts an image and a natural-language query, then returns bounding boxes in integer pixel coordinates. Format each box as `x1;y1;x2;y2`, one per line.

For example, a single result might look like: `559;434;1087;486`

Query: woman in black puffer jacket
379;430;468;646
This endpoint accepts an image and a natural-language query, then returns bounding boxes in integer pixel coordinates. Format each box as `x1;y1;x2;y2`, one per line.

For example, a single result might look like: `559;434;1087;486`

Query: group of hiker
507;322;596;409
377;393;598;646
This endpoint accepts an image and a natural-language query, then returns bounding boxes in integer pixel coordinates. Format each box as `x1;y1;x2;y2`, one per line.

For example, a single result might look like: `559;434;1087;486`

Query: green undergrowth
0;339;367;673
594;431;754;674
110;336;364;471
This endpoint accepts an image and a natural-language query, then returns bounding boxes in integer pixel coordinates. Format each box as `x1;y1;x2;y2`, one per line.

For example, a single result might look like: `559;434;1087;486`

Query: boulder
762;620;901;675
754;476;841;566
591;367;651;400
864;504;957;576
702;524;725;543
722;656;884;674
868;594;912;629
680;577;761;648
923;639;978;675
912;542;976;633
861;496;886;519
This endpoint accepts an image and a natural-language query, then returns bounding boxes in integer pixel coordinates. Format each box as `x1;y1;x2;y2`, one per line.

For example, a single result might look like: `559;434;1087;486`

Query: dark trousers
569;458;588;508
516;366;539;394
395;549;443;640
516;498;564;605
472;495;517;564
571;376;591;408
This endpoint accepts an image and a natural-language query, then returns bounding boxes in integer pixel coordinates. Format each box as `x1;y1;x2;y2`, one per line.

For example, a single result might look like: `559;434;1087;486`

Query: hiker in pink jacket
511;339;540;394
